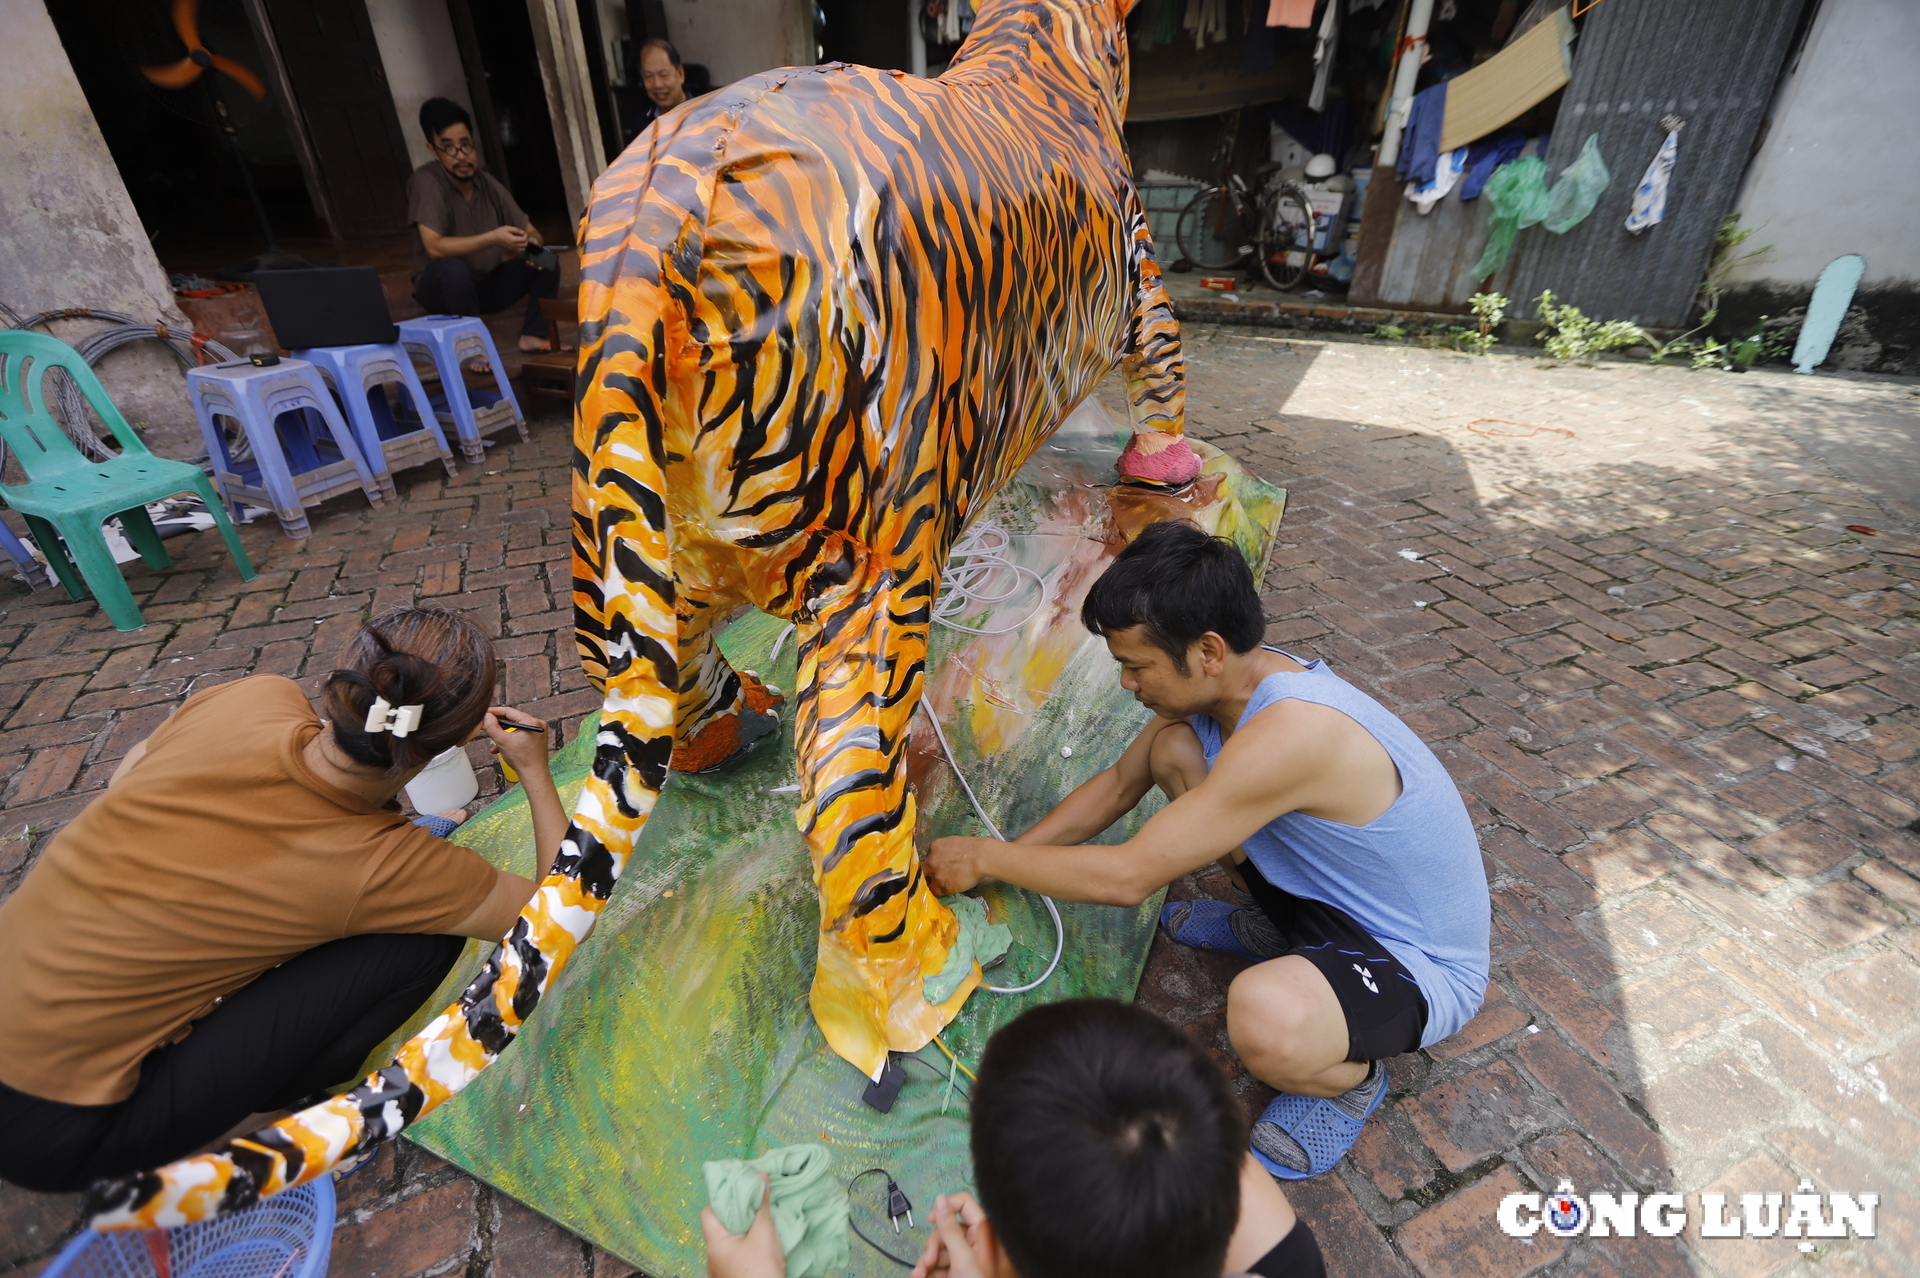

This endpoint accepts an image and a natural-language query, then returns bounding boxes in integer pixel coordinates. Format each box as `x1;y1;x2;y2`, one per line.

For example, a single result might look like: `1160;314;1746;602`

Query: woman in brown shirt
0;608;565;1193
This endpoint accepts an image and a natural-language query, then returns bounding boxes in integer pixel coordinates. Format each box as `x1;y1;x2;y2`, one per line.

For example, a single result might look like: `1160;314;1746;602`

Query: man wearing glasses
406;98;559;356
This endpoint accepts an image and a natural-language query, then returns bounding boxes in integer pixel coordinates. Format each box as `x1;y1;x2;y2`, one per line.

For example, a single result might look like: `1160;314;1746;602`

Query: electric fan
140;0;327;277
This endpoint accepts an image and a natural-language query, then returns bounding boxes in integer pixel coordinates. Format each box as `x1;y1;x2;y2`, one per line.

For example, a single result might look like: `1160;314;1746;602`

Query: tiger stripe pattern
85;0;1186;1228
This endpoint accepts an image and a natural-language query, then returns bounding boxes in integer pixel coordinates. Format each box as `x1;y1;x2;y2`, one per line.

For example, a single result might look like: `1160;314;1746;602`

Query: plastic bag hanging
1471;154;1550;278
1542;133;1611;234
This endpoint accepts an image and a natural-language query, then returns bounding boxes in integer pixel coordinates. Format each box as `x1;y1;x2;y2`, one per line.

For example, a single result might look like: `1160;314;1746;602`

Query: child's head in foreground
971;999;1244;1278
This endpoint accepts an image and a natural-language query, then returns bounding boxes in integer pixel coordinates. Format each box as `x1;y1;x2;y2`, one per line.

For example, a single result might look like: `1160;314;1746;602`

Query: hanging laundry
1308;0;1342;109
1188;0;1229;46
1459;128;1528;200
1267;0;1315;28
1438;6;1573;153
1396;81;1447;185
1241;1;1278;74
1154;0;1181;46
1407;148;1467;213
1624;128;1679;234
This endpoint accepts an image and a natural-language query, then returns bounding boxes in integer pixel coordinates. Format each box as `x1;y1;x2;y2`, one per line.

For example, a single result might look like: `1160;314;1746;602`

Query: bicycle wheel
1177;186;1251;272
1259;184;1314;292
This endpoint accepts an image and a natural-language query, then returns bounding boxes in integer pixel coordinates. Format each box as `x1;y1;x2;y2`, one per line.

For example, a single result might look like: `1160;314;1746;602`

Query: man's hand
910;1193;999;1278
924;837;993;896
702;1175;784;1278
492;224;530;251
525;221;543;248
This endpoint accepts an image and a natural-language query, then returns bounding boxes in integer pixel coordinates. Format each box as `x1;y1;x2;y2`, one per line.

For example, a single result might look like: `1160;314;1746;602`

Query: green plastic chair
0;330;256;630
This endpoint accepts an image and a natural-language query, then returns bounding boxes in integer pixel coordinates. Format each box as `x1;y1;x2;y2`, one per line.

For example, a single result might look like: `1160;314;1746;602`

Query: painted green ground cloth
398;408;1285;1275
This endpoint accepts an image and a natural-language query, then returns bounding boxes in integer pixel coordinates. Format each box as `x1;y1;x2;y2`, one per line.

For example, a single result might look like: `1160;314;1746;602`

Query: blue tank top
1190;651;1489;1045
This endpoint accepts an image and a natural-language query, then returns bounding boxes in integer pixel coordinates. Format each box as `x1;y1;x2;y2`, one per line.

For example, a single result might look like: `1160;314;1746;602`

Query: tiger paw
1117;432;1202;487
669;672;785;773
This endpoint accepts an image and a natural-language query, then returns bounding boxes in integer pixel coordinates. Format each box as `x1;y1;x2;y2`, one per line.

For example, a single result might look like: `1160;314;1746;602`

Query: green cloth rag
924;895;1013;1004
702;1144;850;1278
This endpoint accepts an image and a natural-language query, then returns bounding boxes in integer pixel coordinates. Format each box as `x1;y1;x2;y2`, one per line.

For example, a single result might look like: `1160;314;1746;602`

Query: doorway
450;0;572;230
821;0;912;71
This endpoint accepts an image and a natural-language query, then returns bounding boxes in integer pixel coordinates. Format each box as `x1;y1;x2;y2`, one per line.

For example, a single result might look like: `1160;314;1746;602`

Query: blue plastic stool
186;359;386;540
294;343;458;500
396;316;529;463
42;1174;334;1278
0;514;50;590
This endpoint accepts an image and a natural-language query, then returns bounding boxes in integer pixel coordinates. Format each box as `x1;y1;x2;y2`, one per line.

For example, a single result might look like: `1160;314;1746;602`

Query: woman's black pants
0;932;463;1193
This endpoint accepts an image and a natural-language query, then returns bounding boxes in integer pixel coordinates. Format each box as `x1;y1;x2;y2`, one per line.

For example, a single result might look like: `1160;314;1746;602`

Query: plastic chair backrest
0;330;152;483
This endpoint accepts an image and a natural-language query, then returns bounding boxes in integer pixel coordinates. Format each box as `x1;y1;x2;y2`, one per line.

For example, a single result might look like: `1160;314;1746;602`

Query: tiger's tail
81;132;702;1236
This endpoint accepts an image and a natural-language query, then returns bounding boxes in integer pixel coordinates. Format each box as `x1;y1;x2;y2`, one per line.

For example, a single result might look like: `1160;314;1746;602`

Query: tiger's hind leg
1117;209;1202;487
789;552;964;1081
669;594;783;774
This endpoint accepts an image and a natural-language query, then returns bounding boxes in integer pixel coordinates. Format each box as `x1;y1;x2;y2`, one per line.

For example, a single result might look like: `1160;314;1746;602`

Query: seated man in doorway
407;97;558;356
628;37;691;139
924;521;1490;1181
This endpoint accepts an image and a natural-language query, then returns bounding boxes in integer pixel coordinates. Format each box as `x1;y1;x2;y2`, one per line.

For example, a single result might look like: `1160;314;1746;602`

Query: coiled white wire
931;520;1046;636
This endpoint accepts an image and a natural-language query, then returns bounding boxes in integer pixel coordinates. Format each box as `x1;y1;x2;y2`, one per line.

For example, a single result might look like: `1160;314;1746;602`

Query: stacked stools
185;358;387;540
396;316;530;464
294;343;459;500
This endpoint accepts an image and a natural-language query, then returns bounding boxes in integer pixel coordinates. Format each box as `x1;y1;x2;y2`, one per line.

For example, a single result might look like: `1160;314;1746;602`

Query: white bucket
405;746;478;815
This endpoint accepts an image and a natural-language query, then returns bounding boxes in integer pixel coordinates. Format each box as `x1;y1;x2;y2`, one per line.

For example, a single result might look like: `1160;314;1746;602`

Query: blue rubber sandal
1249;1075;1389;1180
1159;899;1264;962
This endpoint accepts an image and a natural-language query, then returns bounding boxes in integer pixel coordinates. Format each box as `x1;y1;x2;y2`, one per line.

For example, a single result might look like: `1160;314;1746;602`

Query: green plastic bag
1543;133;1611;234
1471;155;1550;279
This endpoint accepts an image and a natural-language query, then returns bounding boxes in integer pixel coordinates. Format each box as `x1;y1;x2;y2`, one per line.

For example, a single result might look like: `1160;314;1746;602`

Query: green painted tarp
390;405;1286;1275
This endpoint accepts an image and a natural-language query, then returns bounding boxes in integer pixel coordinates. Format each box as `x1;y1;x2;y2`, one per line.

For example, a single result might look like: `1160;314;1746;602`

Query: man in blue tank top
926;521;1490;1180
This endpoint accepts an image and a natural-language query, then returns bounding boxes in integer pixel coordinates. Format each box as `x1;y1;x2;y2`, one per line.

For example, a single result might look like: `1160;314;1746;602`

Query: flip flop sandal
1249;1081;1387;1181
1159;898;1265;962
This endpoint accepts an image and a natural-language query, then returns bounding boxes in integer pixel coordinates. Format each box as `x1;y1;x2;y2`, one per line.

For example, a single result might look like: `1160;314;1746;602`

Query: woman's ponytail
323;607;498;778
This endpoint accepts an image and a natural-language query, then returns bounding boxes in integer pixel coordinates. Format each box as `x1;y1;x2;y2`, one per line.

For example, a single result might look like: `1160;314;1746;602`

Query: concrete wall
1726;0;1920;288
366;0;476;170
1;3;200;455
663;0;814;89
1719;0;1919;371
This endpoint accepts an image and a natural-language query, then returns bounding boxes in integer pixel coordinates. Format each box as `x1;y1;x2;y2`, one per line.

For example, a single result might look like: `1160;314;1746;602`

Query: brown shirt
0;676;498;1105
406;162;529;280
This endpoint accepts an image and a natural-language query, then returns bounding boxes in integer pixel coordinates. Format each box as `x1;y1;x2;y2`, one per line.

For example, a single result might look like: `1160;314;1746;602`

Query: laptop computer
253;266;399;350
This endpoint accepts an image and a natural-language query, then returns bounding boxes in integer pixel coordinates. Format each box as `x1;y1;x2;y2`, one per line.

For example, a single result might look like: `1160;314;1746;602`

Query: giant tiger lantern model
87;0;1199;1228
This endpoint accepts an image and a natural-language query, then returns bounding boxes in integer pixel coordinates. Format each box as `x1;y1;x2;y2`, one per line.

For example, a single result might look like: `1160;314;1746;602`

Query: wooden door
260;0;414;238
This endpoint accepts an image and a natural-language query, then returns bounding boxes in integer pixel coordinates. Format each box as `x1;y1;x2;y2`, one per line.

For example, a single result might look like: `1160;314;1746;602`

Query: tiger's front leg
789;555;966;1080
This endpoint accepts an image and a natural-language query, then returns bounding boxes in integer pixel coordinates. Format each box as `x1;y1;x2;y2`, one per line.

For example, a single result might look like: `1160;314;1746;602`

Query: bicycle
1172;108;1322;292
1176;169;1318;292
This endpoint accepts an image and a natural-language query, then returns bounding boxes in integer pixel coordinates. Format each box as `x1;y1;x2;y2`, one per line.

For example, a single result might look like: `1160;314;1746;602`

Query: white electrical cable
932;520;1046;636
917;701;1064;995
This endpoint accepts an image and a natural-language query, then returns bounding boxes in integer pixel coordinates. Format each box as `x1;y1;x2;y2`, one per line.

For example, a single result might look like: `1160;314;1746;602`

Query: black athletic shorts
1245;1218;1326;1277
1240;859;1429;1062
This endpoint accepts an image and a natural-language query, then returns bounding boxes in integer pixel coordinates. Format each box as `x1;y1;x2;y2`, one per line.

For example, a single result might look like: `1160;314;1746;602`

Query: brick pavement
2;330;1917;1277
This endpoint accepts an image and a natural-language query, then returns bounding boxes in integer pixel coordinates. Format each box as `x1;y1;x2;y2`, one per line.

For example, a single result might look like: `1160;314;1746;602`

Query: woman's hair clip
364;696;426;738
